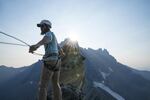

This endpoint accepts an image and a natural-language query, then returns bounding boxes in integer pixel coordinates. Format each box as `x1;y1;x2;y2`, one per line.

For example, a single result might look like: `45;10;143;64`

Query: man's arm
29;36;50;53
35;36;50;47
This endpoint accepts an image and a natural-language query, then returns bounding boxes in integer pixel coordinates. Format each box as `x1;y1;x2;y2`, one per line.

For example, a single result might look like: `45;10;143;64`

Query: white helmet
37;20;52;28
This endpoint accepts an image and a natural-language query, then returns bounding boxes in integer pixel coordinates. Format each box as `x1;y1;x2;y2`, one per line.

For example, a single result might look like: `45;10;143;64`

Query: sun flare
68;33;78;42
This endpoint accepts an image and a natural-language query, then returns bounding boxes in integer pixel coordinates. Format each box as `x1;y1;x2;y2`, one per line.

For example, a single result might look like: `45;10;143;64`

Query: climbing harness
0;31;43;56
43;53;61;71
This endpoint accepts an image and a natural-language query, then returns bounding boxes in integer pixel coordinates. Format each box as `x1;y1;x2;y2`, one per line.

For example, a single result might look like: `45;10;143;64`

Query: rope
0;31;30;46
0;31;43;56
0;41;28;47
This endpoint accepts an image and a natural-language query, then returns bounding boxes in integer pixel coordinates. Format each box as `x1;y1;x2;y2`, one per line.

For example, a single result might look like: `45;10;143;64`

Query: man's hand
29;45;39;53
59;49;65;58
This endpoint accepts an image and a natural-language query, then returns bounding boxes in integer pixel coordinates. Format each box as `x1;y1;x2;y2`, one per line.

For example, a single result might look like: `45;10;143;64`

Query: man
29;20;64;100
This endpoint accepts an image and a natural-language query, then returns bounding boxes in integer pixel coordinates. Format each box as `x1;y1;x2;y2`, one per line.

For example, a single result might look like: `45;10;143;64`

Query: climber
29;20;65;100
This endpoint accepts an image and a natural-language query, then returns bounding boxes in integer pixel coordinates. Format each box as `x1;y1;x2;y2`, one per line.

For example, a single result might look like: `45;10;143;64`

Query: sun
68;33;78;42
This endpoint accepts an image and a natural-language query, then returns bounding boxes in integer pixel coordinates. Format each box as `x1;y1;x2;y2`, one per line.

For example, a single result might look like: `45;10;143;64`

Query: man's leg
51;60;62;100
38;63;54;100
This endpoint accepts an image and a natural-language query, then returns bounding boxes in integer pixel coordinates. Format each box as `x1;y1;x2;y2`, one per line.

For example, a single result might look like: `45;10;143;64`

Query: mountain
0;38;150;100
133;70;150;81
81;48;150;100
0;61;42;100
0;65;26;83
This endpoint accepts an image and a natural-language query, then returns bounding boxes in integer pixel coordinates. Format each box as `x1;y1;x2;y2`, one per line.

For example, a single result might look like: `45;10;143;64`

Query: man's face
40;24;46;33
40;24;49;35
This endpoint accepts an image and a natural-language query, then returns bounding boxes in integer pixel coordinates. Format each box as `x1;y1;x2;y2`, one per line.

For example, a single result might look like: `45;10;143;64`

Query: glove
29;45;38;53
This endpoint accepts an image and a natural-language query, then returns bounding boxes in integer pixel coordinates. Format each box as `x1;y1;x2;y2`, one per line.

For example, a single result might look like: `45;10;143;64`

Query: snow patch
99;70;110;79
108;67;113;72
93;81;125;100
102;81;105;84
30;81;33;84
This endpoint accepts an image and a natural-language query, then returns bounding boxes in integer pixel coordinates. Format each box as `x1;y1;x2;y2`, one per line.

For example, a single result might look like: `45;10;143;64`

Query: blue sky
0;0;150;69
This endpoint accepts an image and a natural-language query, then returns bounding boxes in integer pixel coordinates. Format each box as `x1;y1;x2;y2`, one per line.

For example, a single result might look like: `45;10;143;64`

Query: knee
52;81;60;87
52;76;59;84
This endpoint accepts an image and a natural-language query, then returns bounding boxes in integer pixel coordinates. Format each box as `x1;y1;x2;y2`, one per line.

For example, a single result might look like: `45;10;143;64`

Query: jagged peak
87;48;95;51
98;48;103;52
98;48;110;55
83;47;116;63
103;49;109;55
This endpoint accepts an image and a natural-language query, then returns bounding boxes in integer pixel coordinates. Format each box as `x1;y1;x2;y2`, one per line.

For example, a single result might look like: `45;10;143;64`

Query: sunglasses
37;24;46;27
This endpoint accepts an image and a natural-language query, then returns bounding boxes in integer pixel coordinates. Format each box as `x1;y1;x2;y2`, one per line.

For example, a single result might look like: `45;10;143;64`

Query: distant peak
98;48;109;55
103;49;109;55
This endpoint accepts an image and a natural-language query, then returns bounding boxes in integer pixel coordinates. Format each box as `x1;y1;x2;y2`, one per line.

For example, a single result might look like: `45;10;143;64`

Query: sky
0;0;150;69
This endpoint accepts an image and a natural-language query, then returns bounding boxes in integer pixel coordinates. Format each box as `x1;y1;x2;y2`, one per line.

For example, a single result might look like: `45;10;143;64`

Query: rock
47;84;84;100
